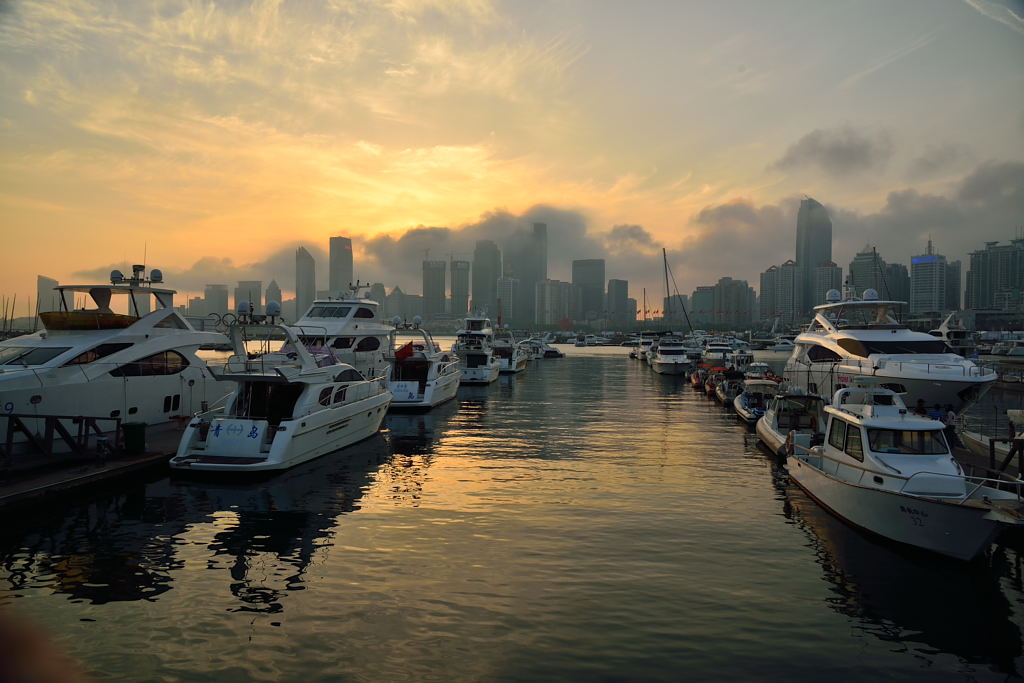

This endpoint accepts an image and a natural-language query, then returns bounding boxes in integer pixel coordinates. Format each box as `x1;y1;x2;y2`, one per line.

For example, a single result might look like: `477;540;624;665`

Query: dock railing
2;413;123;457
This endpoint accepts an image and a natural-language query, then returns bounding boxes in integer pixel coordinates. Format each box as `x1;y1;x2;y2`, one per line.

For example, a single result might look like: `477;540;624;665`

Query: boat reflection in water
777;466;1023;675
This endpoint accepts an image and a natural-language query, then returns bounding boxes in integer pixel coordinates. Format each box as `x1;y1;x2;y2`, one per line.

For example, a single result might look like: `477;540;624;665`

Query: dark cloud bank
75;160;1024;300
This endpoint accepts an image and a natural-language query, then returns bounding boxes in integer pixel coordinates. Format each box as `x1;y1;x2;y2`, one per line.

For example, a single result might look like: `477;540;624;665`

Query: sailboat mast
662;248;671;326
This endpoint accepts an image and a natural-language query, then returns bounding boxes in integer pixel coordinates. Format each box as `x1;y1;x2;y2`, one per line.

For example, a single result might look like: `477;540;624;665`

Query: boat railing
795;444;1023;501
838;358;995;378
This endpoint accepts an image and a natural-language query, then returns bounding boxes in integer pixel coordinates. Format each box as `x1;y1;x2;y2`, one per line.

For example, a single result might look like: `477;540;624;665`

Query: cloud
907;143;973;179
961;0;1024;34
837;32;937;89
772;126;893;177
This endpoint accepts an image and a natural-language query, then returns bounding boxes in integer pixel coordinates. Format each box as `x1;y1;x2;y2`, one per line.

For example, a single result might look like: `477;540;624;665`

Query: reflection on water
1;350;1023;681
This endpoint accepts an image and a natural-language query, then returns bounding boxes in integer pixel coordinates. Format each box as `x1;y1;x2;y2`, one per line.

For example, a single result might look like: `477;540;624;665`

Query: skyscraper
713;277;754;328
496;275;519;325
422;260;446;320
535;279;573;326
472;240;501;314
910;240;947;314
813;261;843;306
329;236;353;294
265;280;281;311
450;260;470;317
794;198;832;313
606;279;629;324
234;281;263;314
690;286;715;325
945;260;962;311
965;239;1024;310
295;246;316;317
848;246;886;297
572;259;605;320
774;260;803;326
884;263;911;303
204;284;228;316
505;223;548;323
759;266;778;321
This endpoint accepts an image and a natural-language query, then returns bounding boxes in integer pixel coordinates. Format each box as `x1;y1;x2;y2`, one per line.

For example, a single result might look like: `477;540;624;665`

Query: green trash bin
122;422;147;454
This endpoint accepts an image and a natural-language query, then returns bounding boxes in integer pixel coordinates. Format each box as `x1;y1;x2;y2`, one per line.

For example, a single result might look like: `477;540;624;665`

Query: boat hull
787;455;1004;561
389;371;461;409
459;361;500;384
651;359;690;375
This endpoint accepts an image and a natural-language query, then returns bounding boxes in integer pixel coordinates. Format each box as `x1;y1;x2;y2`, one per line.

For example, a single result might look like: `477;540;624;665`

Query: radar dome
392;316;402;326
412;315;422;327
862;288;879;301
149;269;163;283
110;269;124;283
266;301;281;317
236;300;250;315
825;288;841;303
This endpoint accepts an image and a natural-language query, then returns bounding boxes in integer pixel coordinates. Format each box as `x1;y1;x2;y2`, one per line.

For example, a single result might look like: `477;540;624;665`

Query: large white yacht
927;312;977;358
387;322;462;409
648;335;691;375
783;289;995;411
0;266;229;439
290;286;393;382
493;328;528;374
453;316;500;384
170;318;391;473
788;384;1024;560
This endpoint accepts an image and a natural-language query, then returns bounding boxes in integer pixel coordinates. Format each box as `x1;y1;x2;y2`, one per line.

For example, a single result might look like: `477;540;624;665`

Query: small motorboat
787;385;1024;561
171;319;392;473
733;378;779;424
755;389;827;458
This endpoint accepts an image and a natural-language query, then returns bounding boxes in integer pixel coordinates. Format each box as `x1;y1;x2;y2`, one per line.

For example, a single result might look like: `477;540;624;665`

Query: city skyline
1;2;1021;310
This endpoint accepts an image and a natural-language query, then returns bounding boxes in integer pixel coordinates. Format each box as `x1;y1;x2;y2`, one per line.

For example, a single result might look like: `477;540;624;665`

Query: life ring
785;430;795;456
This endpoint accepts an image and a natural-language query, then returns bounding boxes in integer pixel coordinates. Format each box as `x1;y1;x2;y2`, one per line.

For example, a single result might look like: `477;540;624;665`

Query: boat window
838;338;952;356
109;350;189;377
0;347;26;363
333;367;364;382
332;387;347;404
659;349;685;356
153;315;188;329
355;337;380;352
836;339;869;357
319;387;333;406
331;337;355;349
2;347;72;366
844;426;864;461
307;306;351;318
807;345;841;362
64;343;133;366
828;419;847;450
354;307;375;319
867;429;948;455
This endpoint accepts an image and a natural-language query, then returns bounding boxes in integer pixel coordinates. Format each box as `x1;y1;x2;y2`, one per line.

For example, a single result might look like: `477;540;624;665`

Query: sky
1;0;1022;313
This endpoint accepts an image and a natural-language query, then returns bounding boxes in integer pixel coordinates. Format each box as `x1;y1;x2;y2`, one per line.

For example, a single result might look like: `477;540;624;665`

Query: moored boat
453;316;500;385
755;389;827;458
733;378;779;424
387;323;462;409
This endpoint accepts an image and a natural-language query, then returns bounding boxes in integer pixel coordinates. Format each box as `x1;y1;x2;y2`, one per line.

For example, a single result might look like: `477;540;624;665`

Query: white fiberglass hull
960;430;1011;461
651;359;690;375
389;371;461;409
733;396;762;424
459;361;500;384
787;455;1006;560
498;355;528;374
170;391;391;473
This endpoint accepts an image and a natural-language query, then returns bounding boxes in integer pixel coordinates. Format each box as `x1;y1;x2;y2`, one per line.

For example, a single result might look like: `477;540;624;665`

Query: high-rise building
848;247;886;297
450;260;471;317
910;240;947;314
690;286;715;325
535;279;573;326
204;284;229;316
329;236;353;294
713;277;754;328
606;279;629;324
774;260;803;326
883;263;911;303
795;198;832;313
945;261;962;311
663;294;689;325
966;240;1024;309
422;260;446;320
504;223;548;323
813;261;843;307
759;266;778;321
572;259;605;320
369;282;387;304
234;281;263;314
295;246;316;317
36;275;59;316
496;276;519;325
627;298;638;323
186;296;206;317
472;240;501;314
265;280;281;311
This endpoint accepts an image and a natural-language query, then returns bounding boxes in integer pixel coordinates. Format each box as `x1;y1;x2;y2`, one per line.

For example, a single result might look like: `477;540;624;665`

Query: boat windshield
867;428;948;455
0;346;72;366
835;339;952;357
305;306;352;318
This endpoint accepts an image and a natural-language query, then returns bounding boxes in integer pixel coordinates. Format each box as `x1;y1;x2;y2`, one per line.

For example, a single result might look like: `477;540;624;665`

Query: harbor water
2;347;1024;681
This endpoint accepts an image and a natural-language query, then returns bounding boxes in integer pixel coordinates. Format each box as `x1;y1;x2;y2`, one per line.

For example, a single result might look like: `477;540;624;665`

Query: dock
0;420;185;508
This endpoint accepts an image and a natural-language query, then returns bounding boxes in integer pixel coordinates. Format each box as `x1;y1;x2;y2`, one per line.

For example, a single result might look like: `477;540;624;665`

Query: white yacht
783;289;995;412
0;267;229;442
648;335;692;375
787;385;1024;561
991;339;1024;357
755;390;827;458
702;340;734;364
387;322;462;409
290;287;393;382
927;312;977;358
493;329;529;374
733;378;779;424
170;319;391;473
766;337;796;352
453;316;500;385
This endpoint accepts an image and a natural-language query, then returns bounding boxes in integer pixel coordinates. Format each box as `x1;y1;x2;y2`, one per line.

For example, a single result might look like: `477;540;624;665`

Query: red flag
395;341;414;361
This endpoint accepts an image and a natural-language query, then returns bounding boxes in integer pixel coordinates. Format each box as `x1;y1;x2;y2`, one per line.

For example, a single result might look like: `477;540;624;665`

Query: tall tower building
472;240;501;314
848;247;886;297
422;260;446;320
535;279;573;326
883;263;910;303
204;284;229;316
234;281;263;314
965;239;1024;310
794;198;832;313
450;260;470;317
759;266;778;322
690;286;715;326
505;223;548;323
496;275;519;325
774;260;803;326
813;261;843;307
295;246;316;317
910;240;948;314
945;260;962;311
265;280;281;310
572;259;605;321
606;279;629;324
329;236;353;294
